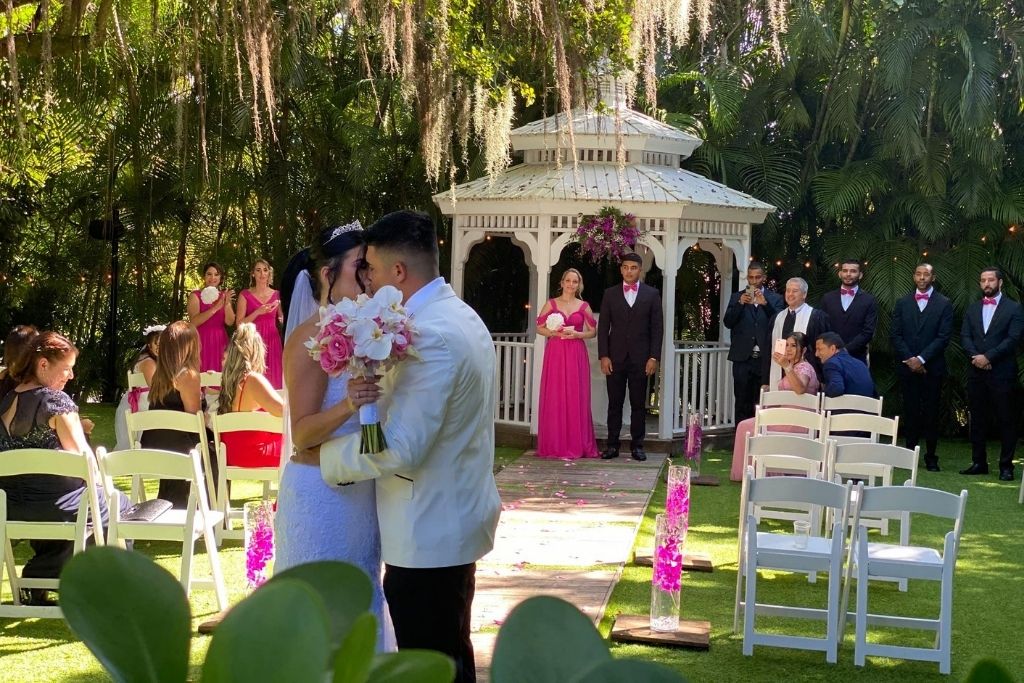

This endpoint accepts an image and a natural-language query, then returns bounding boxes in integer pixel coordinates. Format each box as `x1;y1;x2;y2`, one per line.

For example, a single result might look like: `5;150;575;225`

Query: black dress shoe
925;461;940;472
999;470;1014;481
631;448;647;462
959;463;989;475
600;448;620;460
20;589;57;606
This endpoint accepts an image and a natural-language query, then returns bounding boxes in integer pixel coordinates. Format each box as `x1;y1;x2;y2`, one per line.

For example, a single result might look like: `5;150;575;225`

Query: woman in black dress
0;331;126;605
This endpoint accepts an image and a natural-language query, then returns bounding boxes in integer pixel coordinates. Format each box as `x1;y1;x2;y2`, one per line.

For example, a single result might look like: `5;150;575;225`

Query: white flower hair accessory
143;324;166;337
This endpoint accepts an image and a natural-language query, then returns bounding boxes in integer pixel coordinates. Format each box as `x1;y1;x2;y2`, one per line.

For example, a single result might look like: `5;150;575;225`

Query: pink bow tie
983;297;997;306
841;288;856;296
915;292;930;302
624;283;638;293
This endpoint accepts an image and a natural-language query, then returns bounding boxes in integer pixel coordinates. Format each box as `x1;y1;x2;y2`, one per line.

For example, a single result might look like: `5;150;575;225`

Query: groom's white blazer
320;279;502;568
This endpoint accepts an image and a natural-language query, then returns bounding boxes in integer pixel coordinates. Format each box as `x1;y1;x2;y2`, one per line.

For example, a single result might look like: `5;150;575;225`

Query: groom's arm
319;328;456;485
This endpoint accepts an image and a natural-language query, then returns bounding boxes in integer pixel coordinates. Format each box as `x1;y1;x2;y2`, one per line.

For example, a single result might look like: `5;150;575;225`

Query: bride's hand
347;376;381;409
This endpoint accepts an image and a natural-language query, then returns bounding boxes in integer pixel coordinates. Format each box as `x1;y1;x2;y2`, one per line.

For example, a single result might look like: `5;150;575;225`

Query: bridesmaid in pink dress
187;261;235;373
236;258;285;388
730;331;820;481
535;268;600;459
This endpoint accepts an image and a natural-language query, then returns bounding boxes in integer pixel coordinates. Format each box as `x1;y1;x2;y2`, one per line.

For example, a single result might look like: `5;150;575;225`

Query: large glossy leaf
202;580;331;683
366;651;455;683
332;612;378;683
60;547;191;683
491;596;610;683
578;659;687;682
268;561;373;646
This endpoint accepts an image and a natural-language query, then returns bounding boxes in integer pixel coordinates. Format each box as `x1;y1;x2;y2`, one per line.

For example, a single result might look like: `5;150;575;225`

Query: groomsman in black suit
890;263;954;471
819;258;878;364
960;267;1024;481
598;253;664;462
724;261;784;423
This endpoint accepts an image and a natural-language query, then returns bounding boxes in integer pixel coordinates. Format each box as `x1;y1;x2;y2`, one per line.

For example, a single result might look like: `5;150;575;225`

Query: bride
277;220;395;651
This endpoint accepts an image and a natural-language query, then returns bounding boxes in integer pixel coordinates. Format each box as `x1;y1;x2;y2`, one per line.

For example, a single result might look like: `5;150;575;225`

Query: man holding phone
723;261;783;423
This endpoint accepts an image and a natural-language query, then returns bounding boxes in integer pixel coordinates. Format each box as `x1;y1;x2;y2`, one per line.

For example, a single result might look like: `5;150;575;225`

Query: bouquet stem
359;403;387;454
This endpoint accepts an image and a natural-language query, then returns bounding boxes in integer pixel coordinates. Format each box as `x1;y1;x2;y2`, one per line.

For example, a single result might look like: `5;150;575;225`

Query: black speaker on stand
88;210;126;403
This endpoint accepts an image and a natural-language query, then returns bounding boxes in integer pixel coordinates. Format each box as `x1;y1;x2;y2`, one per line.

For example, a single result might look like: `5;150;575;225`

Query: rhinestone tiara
325;220;363;243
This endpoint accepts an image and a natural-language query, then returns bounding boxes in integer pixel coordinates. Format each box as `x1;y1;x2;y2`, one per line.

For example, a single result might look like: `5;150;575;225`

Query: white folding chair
746;435;833;521
833;442;919;542
824;412;899;446
753;406;826;439
97;447;228;612
127;371;148;391
210;411;284;541
840;483;967;674
821;394;883;416
201;372;222;414
758;388;820;412
734;467;852;663
1019;471;1024;504
125;410;214;506
0;449;105;619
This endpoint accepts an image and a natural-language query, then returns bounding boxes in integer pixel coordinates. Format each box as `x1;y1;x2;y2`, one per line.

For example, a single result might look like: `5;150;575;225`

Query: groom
310;211;501;682
598;252;664;462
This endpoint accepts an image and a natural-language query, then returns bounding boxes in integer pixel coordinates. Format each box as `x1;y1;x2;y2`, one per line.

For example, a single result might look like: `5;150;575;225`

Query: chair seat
755;532;833;555
867;543;942;565
118;509;225;539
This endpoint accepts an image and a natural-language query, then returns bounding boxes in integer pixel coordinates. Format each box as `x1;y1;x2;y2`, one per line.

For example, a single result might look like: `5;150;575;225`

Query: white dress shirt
916;286;933;312
982;292;1002;333
840;285;858;311
624;282;638;307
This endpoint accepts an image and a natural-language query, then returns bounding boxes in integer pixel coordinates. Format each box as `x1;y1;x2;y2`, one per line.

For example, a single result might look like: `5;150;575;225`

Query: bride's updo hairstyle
280;220;366;324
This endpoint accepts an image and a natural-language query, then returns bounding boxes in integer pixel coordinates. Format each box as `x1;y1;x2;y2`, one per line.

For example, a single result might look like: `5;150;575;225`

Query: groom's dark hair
365;210;440;277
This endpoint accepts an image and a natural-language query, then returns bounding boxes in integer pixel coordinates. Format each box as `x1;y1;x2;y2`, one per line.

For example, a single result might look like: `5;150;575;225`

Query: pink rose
326;334;354;367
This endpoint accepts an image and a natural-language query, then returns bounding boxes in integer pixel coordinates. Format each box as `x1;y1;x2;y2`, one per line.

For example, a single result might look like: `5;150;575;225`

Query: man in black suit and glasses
598;252;664;462
891;263;954;471
724;261;784;423
960;266;1024;481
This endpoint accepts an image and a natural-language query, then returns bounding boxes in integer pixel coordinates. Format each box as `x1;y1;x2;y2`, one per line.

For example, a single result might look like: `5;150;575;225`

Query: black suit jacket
819;288;878;362
961;296;1024;383
598;282;664;365
723;288;784;362
890;290;954;377
763;307;832;379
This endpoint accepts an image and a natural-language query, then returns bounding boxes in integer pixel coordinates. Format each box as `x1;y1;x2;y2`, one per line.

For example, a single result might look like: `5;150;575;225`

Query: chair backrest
853;483;968;551
98;446;201;482
834;442;918;484
127;371;148;390
211;411;284;440
821;394;883;415
754;406;826;438
825;413;899;444
125;409;207;445
746;434;830;464
746;472;850;512
759;389;820;412
200;371;222;389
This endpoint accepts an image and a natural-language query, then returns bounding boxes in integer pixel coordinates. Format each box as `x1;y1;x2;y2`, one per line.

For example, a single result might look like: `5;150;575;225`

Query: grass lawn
602;442;1024;682
2;405;1022;681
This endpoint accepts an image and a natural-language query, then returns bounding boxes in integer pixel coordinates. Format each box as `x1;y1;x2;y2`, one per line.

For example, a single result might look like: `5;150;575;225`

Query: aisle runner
471;452;666;679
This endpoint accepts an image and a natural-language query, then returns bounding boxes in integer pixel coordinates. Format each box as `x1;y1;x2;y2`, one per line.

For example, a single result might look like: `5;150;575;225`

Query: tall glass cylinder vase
686;415;703;477
665;464;691;535
244;500;275;590
651;513;683;632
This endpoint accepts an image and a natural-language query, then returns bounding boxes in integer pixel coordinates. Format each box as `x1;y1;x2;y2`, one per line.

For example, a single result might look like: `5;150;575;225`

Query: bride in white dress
276;221;395;651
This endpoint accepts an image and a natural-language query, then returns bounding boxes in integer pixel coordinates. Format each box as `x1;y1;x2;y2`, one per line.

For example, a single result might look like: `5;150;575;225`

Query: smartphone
773;338;788;357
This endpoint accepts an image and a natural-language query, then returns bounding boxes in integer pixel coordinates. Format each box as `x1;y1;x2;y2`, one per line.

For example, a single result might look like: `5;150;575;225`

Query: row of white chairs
760;388;883;417
0;445;227;619
123;409;283;541
734;466;967;673
754;406;899;446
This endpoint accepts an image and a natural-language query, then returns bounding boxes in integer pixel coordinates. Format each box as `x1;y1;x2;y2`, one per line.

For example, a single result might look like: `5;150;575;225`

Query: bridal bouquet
306;285;419;453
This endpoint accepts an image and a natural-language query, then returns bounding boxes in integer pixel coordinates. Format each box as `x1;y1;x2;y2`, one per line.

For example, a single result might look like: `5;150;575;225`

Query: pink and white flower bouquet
306;285;419;453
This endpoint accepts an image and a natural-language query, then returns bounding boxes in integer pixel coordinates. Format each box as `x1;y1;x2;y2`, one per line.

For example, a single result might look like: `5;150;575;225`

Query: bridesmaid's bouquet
544;312;565;332
306;285;419;454
200;286;221;305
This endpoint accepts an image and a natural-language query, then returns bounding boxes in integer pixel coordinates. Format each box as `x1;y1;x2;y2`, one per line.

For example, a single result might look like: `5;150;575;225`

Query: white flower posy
544;313;566;332
200;286;220;305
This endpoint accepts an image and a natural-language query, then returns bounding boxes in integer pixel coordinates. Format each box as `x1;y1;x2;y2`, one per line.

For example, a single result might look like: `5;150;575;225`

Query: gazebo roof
433;162;774;221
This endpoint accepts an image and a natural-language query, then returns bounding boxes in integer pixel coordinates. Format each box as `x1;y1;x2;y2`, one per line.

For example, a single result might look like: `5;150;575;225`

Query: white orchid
348;318;394;361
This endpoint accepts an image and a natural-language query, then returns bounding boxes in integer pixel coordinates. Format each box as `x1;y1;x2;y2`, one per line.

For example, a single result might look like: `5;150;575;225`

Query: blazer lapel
987;299;1008;336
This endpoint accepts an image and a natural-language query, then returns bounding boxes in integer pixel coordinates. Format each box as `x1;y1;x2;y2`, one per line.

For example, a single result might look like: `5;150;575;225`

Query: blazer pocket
381;473;414;500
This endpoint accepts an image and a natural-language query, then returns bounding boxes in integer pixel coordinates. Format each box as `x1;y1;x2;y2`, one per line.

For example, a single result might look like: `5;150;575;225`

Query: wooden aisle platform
472;452;666;680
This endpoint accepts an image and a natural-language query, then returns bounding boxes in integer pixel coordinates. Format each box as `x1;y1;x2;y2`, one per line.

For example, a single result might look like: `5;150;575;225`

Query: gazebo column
699;239;735;345
722;236;751;344
526;265;539;335
450;215;466;298
529;216;553;435
658;236;680;439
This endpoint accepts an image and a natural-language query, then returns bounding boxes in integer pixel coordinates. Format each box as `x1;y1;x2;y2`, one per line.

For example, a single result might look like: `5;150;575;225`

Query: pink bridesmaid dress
243;289;284;388
194;289;229;373
535;299;599;459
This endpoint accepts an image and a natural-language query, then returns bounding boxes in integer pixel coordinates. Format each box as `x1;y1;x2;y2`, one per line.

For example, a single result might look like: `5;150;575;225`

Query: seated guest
730;332;821;482
0;331;129;605
815;332;876;398
217;323;284;468
114;324;164;450
140;321;215;508
0;325;39;401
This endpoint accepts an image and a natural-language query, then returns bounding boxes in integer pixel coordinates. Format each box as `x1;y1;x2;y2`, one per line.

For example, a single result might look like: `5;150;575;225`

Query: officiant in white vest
763;277;832;388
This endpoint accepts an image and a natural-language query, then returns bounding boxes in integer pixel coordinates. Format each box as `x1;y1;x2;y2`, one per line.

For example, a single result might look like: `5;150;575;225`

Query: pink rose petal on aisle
576;499;587;506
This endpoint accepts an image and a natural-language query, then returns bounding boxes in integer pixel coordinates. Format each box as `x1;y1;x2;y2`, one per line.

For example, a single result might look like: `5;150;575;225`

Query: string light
922;251;928;257
981;236;987;243
775;260;782;266
804;261;811;268
1010;225;1017;234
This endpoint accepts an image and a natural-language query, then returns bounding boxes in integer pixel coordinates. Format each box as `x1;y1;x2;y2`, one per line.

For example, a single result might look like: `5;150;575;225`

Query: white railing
491;332;531;344
673;344;734;434
493;339;534;426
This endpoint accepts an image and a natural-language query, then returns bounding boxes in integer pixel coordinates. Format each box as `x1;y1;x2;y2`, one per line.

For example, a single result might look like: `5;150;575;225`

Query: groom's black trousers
606;355;648;450
384;562;477;683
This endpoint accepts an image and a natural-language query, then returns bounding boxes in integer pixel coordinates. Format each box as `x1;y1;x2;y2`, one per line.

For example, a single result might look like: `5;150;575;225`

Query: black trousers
605;356;648;450
966;375;1018;472
384;562;477;683
899;370;943;462
732;357;762;425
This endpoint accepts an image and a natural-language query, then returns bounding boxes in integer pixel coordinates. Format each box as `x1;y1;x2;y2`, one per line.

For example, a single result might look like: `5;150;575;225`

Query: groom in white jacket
301;210;501;683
